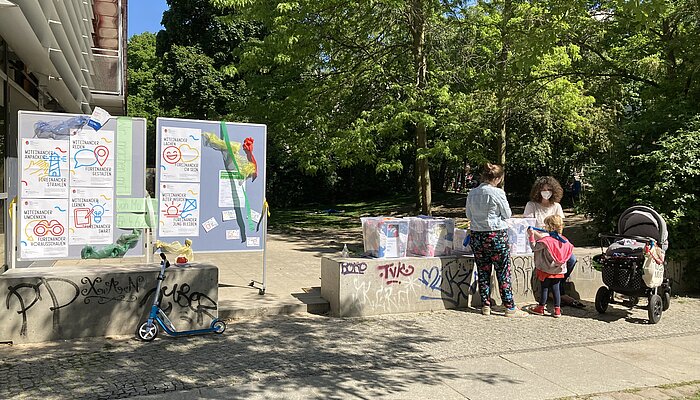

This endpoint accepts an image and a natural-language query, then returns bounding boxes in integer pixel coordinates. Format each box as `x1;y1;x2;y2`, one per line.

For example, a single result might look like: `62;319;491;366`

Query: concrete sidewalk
2;296;699;400
127;334;700;400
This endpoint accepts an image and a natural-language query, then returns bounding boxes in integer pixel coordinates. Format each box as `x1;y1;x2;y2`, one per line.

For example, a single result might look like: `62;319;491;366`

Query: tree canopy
128;0;700;274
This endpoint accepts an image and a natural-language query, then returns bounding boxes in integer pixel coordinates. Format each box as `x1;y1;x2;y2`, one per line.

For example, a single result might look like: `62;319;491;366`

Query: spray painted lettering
81;276;145;304
140;283;217;325
341;262;368;275
377;262;415;284
6;278;80;336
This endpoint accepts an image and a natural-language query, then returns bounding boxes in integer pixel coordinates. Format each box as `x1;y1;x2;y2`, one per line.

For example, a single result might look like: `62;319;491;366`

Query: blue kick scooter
136;253;226;341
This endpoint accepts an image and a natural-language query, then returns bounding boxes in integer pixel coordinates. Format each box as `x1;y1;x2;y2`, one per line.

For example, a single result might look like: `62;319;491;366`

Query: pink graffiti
377;262;415;284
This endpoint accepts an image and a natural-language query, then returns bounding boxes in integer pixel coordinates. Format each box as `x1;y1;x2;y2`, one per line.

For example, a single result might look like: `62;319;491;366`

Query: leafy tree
211;0;485;214
127;32;163;167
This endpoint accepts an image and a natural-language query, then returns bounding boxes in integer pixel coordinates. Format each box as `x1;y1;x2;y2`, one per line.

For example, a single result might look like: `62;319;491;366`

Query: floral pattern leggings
470;229;514;309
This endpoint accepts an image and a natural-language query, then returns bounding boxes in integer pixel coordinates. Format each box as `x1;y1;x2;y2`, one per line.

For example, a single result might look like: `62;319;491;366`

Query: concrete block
321;249;603;317
322;255;476;317
0;263;219;343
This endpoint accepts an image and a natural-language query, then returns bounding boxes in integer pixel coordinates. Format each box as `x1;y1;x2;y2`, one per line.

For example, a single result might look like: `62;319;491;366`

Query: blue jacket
465;183;512;231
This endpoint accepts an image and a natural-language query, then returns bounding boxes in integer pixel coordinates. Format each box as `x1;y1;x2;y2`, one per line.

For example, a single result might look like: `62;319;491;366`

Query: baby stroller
592;205;671;324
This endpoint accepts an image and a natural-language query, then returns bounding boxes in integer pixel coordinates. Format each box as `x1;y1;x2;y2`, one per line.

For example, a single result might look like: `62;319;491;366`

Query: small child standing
528;215;574;318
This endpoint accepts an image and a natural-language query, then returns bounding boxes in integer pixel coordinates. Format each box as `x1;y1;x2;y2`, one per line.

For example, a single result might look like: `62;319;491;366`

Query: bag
641;242;665;288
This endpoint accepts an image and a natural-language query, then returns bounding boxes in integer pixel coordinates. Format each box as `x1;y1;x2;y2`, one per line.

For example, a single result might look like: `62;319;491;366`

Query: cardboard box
361;217;409;258
407;216;455;257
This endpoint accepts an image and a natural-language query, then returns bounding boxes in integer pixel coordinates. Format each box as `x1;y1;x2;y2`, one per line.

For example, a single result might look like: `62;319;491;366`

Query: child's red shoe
553;306;562;318
532;305;545;315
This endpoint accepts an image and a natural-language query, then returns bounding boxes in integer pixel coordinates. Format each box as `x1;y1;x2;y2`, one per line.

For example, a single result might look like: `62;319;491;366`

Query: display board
16;111;147;260
155;118;267;252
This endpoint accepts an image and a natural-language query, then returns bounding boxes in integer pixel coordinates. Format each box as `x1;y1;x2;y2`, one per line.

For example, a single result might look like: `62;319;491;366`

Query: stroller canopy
618;205;668;250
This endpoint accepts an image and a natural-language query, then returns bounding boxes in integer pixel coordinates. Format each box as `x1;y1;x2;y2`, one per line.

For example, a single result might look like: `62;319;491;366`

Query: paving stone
610;391;658;400
1;299;700;399
633;388;674;399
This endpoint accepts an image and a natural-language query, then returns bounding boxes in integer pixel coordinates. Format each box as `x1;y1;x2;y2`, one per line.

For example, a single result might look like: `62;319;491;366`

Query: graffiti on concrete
377;262;415;284
6;278;80;336
5;273;216;336
576;255;596;281
139;283;217;325
341;262;368;275
348;275;422;314
418;259;475;306
81;276;145;304
510;256;535;296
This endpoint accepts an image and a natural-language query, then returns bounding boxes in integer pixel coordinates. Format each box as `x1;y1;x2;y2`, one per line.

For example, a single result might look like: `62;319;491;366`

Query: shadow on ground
0;315;464;400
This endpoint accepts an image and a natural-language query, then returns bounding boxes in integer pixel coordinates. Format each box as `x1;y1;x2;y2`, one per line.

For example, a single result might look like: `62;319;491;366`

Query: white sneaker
505;307;528;318
481;305;491;316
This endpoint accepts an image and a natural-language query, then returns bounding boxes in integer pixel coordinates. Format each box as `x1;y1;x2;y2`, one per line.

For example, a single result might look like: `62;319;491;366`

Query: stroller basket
600;255;646;293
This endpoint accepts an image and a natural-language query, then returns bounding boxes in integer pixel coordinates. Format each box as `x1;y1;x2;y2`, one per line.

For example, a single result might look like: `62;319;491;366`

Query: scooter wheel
137;321;159;341
212;320;226;334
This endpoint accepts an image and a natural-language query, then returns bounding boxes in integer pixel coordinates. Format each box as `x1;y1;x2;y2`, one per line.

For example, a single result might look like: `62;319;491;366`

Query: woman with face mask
524;176;565;227
524;176;583;308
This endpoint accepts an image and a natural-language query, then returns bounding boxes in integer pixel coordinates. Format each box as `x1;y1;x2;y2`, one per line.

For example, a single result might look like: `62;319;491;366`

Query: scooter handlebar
159;252;170;269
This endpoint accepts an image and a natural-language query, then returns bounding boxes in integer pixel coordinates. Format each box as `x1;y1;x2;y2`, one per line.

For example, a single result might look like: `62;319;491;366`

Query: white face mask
541;190;552;200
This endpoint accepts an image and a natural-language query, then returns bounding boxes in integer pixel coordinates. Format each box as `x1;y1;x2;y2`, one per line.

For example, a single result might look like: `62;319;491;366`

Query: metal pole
145;227;152;264
10;200;16;269
259;203;267;295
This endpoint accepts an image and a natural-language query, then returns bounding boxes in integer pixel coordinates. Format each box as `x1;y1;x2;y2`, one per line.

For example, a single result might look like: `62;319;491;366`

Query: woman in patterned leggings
465;163;528;317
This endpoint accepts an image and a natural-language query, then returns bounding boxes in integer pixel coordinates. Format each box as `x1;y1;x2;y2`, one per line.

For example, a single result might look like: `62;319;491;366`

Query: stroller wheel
648;294;663;324
595;287;610;313
662;291;671;311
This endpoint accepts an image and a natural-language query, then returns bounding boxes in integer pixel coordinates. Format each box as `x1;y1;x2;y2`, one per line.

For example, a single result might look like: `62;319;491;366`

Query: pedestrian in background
466;163;528;317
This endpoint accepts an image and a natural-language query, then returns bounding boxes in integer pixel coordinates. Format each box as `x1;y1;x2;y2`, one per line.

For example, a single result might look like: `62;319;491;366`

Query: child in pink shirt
528;215;574;318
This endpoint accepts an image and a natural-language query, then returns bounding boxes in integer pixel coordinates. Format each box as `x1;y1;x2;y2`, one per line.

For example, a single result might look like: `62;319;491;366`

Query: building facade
0;0;127;268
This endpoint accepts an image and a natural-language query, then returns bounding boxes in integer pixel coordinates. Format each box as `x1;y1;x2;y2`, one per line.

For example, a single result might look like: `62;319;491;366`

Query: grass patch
268;192;467;233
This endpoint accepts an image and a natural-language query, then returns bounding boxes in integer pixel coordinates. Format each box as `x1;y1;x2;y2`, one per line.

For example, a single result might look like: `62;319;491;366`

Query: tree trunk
410;0;431;215
495;0;512;186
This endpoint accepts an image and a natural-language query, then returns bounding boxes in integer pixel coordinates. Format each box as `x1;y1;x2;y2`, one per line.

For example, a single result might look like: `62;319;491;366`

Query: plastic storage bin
361;217;410;258
505;218;537;255
407;216;455;257
452;228;472;253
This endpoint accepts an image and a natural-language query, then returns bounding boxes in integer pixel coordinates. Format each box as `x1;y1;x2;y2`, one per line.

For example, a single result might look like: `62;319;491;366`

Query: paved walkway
7;231;697;399
1;297;699;399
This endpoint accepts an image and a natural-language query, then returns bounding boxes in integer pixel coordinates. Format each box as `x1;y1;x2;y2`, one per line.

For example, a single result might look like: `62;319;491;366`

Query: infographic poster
218;170;247;207
20;198;69;259
20;139;69;199
70;129;115;187
160;127;202;182
158;182;200;237
69;187;114;245
17;111;148;261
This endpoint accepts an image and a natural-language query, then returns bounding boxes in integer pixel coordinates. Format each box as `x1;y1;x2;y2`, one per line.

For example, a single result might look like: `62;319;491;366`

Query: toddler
528;215;574;318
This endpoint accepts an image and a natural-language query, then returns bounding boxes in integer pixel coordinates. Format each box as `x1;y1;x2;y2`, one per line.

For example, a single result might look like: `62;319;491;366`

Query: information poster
159;182;201;237
160;127;202;182
70;129;115;187
218;170;247;207
20;198;69;259
20;139;69;199
69;187;114;245
17;111;148;262
156;118;266;252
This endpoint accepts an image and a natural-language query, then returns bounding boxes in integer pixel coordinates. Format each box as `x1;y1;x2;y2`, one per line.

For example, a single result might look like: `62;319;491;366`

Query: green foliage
126;33;163;167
